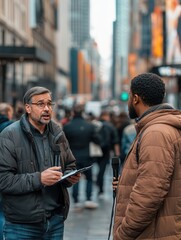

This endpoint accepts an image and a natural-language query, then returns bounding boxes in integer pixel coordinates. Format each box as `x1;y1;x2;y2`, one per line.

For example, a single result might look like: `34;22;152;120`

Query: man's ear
25;104;31;114
133;94;140;105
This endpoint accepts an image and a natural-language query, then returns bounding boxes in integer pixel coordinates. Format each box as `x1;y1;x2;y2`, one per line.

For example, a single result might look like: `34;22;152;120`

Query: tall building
0;0;30;104
112;0;181;109
71;0;90;49
112;0;130;99
0;0;57;105
55;0;101;102
56;0;71;99
69;0;99;98
111;0;155;100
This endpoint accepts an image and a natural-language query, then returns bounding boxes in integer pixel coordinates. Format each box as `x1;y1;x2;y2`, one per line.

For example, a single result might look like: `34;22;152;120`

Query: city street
64;163;114;240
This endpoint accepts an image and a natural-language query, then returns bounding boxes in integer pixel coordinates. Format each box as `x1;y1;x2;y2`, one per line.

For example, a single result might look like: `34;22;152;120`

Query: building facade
0;0;57;105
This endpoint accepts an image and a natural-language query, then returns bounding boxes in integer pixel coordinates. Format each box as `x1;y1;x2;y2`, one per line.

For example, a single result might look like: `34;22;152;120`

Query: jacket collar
136;103;174;123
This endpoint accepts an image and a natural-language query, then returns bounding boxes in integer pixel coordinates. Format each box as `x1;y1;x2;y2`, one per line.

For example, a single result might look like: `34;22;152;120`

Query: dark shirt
30;124;63;212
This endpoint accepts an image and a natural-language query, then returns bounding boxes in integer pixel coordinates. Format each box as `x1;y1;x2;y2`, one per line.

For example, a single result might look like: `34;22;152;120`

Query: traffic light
120;91;129;101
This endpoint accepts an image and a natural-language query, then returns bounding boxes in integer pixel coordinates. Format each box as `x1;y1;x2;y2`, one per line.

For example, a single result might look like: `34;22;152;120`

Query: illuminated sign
165;0;181;64
158;66;181;76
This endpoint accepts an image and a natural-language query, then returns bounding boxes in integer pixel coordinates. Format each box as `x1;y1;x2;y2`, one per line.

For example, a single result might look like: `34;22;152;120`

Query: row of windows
0;0;27;32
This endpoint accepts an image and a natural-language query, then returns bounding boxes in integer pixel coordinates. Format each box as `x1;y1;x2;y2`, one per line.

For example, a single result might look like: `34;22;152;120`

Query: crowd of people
54;98;135;210
0;72;181;239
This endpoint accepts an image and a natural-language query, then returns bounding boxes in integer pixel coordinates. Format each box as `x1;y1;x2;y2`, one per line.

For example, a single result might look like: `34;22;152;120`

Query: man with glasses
0;86;80;240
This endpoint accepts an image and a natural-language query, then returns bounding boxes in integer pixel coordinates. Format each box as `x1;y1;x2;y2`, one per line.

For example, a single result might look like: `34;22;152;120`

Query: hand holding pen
41;166;63;186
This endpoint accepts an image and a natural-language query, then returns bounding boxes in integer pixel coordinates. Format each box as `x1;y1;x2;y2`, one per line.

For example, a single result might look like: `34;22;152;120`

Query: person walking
0;86;80;240
63;104;101;210
96;110;120;198
0;103;14;132
116;111;131;165
113;73;181;239
0;103;14;240
120;121;136;166
60;108;72;127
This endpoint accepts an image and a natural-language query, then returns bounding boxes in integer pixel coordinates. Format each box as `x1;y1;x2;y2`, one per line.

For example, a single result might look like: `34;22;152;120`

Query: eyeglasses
30;102;55;109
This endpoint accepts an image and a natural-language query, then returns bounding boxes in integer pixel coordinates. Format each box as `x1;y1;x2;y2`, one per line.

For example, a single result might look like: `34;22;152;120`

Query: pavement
64;163;114;240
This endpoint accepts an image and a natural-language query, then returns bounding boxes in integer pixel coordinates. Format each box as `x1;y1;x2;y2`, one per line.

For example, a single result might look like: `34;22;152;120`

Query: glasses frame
29;102;55;109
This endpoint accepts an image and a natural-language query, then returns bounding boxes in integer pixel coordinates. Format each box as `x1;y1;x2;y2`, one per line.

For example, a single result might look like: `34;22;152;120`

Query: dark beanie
23;86;51;104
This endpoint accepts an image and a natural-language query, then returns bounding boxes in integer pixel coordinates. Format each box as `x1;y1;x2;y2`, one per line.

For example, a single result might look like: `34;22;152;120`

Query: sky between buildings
90;0;115;81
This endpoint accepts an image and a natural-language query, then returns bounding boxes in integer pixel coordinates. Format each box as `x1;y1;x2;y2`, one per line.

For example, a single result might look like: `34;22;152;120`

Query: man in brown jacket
113;73;181;240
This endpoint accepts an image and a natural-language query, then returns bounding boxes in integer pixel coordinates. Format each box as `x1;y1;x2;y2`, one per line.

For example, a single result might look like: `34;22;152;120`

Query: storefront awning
0;46;51;63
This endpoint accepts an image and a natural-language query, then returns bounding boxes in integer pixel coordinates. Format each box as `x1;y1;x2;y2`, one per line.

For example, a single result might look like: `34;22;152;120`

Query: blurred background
0;0;181;118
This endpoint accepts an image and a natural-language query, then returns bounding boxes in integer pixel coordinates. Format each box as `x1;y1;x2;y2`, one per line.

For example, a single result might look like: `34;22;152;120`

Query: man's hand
112;176;119;191
66;173;81;184
41;166;63;186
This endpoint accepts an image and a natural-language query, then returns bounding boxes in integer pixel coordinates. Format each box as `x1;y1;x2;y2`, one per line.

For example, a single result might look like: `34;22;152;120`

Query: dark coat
0;114;76;223
0;114;14;132
63;116;101;165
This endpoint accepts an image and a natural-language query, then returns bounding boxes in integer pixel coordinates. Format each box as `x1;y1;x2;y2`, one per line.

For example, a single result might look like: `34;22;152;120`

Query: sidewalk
64;163;114;240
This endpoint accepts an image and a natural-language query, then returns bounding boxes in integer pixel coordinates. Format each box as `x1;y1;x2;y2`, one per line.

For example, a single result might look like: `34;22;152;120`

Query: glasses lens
47;103;55;108
38;103;45;108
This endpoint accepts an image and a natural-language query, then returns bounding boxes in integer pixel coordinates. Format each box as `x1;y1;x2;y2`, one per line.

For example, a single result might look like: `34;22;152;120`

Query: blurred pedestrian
120;121;136;166
0;86;80;240
0;102;14;240
96;110;120;198
60;108;72;127
116;112;130;163
0;103;14;131
14;101;25;120
114;73;181;239
63;104;101;210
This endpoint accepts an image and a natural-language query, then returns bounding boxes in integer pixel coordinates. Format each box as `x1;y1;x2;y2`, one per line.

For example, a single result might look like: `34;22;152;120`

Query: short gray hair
23;86;51;104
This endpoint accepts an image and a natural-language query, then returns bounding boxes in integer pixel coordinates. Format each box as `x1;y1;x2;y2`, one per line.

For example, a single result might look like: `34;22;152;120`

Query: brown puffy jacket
114;107;181;240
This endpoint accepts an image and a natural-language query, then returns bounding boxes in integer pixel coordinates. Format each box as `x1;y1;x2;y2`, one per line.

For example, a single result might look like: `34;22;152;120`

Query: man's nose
44;104;50;110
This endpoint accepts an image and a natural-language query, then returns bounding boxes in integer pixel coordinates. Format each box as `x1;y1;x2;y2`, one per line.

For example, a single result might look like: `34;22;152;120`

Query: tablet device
59;165;93;181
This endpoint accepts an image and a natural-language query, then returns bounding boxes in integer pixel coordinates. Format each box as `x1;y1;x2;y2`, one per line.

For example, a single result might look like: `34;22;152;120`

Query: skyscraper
71;0;90;49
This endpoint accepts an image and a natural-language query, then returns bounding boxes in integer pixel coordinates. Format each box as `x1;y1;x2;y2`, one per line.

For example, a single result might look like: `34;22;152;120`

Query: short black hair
130;73;165;106
73;104;84;116
23;86;51;104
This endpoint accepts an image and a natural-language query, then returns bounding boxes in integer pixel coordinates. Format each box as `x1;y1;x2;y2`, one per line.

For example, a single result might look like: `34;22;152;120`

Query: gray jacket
0;114;76;223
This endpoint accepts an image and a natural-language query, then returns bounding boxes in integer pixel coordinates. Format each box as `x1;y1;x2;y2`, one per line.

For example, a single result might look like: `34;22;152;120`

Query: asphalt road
64;163;114;240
